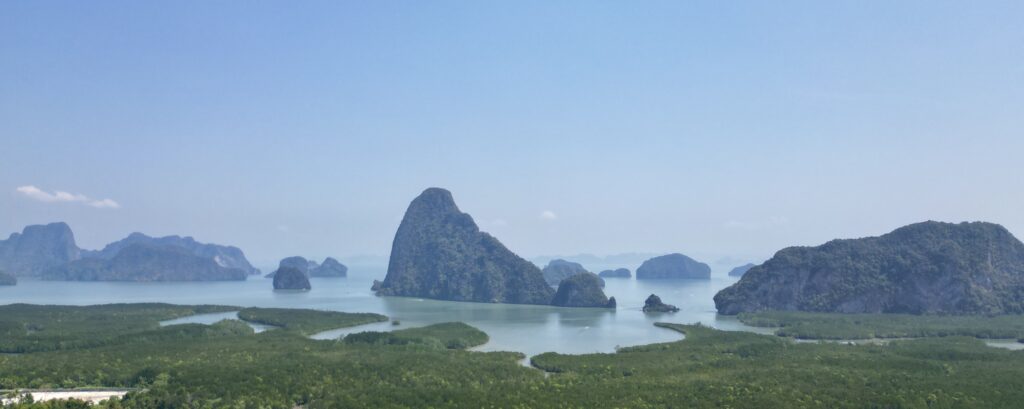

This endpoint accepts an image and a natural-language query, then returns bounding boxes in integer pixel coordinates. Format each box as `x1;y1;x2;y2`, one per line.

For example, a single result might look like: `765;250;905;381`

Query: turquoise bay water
0;268;763;357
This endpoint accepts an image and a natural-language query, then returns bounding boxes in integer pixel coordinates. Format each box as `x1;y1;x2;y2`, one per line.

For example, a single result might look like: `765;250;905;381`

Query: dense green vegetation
344;322;488;349
0;304;235;353
236;307;387;335
739;311;1024;340
5;304;1024;408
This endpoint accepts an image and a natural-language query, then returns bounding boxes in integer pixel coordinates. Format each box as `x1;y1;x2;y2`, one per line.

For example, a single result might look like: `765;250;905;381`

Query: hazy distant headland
0;223;258;282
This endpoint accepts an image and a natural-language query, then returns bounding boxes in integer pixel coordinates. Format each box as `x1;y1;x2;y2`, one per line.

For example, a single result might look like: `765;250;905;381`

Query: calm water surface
0;268;761;357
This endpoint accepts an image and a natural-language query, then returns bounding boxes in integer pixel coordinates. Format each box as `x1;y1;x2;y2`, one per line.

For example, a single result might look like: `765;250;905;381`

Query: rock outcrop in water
542;259;604;287
598;268;631;278
728;263;756;277
311;257;348;277
715;221;1024;315
0;222;81;277
267;256;347;278
376;188;554;305
0;270;16;286
83;232;258;275
45;243;248;281
272;266;311;290
550;273;616;308
636;254;711;280
642;294;679;313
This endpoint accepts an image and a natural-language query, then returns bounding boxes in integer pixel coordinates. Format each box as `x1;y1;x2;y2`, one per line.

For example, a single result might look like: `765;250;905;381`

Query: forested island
715;221;1024;315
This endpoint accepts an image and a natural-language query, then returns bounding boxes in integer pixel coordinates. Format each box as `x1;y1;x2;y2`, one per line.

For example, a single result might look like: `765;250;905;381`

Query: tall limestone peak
377;188;554;305
0;222;81;276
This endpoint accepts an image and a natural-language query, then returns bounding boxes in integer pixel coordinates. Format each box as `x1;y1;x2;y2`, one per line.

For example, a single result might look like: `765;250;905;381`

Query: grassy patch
738;311;1024;339
237;307;387;335
343;322;489;350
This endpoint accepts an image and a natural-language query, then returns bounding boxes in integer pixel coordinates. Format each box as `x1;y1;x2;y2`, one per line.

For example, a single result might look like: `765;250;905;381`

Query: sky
2;1;1023;268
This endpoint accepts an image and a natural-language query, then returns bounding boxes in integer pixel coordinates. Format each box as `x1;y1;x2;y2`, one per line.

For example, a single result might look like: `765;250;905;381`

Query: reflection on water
159;311;276;333
0;268;757;356
984;340;1024;351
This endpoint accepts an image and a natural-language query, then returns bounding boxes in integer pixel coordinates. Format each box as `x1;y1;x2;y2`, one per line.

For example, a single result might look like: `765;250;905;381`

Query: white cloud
15;185;120;209
88;198;121;209
724;216;789;230
540;210;558;221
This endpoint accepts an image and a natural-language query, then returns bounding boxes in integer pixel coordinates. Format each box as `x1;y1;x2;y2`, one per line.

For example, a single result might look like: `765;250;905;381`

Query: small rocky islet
636;253;711;280
266;256;348;278
642;294;679;313
551;273;616;308
272;266;311;290
598;268;631;278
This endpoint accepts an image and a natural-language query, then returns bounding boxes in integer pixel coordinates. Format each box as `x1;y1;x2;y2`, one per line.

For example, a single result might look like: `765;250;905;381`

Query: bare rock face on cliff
715;221;1024;315
376;188;554;305
0;222;81;277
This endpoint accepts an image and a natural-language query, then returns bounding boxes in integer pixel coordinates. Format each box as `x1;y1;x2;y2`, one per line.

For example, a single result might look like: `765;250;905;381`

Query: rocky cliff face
550;273;615;308
84;232;258;275
46;243;248;281
273;266;311;290
728;263;756;277
598;268;631;278
310;257;348;277
715;221;1024;315
376;188;554;305
636;254;711;279
0;222;81;277
542;259;604;287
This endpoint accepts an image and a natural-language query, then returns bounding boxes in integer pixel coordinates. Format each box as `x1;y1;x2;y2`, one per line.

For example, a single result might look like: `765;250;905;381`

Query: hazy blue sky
2;1;1023;268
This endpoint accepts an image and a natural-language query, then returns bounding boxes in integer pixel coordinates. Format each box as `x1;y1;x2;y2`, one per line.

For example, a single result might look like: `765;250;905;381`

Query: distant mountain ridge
715;221;1024;315
83;232;259;275
46;243;248;281
0;223;257;282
